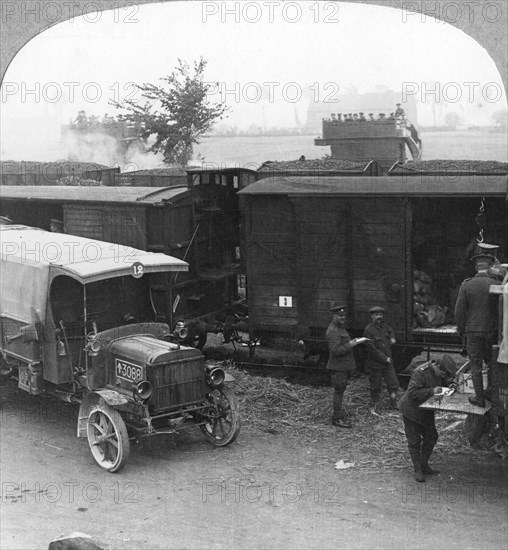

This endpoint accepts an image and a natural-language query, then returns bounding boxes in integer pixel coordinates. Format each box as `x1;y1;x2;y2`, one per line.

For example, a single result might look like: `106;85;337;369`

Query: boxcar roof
238;175;508;197
0;226;188;284
0;185;188;205
185;166;259;174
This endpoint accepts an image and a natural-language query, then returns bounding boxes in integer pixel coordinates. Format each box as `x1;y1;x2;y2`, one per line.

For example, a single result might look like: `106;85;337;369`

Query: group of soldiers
325;241;503;483
326;104;406;123
72;110;123;126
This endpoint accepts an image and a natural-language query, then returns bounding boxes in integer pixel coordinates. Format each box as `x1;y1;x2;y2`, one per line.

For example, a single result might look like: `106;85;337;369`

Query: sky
0;1;506;161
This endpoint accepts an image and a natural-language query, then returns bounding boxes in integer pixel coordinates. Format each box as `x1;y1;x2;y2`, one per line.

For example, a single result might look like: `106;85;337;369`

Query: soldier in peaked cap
363;306;399;413
50;218;64;233
399;355;457;482
326;304;369;428
454;242;499;407
394;103;405;117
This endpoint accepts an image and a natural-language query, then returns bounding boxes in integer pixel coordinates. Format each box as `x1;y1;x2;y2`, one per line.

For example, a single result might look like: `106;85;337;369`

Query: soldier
326;304;369;428
394;103;405;117
399;356;457;482
363;306;399;413
49;218;64;233
368;113;375;121
454;243;499;407
359;112;366;121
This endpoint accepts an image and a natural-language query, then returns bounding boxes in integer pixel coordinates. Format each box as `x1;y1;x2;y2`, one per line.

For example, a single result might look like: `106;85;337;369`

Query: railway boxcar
238;174;508;368
0;167;258;325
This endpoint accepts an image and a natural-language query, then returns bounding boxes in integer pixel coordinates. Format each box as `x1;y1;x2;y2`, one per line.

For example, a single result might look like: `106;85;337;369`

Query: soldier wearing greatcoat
363;306;399;412
454;243;499;407
399;356;457;482
326;304;368;428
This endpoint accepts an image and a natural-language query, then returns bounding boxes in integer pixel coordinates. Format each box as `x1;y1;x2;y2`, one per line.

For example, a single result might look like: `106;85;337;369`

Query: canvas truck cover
0;226;188;323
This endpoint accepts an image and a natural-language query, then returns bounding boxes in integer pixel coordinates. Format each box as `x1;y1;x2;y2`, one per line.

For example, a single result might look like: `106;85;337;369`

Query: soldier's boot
389;392;398;410
409;449;425;482
469;369;485;407
421;448;440;475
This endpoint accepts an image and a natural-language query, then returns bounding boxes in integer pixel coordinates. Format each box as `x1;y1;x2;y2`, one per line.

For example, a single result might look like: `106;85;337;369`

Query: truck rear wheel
86;403;130;472
200;385;240;446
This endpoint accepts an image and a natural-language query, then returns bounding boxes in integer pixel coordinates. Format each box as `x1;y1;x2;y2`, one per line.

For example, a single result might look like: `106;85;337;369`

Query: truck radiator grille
148;357;206;413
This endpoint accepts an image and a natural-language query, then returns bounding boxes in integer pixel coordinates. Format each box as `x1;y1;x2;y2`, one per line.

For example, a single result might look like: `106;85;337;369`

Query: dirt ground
1;370;507;550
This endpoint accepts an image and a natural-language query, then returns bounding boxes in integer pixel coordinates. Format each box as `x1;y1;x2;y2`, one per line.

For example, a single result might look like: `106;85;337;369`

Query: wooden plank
247;233;294;244
300;222;402;235
251;275;297;286
295;212;346;224
250;320;297;331
420;392;491;415
250;307;298;319
299;278;349;290
249;285;298;296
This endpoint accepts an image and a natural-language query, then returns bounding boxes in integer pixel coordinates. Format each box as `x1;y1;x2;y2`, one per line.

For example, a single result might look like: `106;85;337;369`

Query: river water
193;130;507;168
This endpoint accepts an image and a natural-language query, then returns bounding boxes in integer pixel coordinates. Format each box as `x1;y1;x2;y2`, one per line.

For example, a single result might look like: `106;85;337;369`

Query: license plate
115;359;143;383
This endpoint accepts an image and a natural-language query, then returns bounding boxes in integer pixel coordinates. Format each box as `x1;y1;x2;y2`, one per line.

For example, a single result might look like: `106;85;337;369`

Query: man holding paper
326;304;369;428
399;356;457;482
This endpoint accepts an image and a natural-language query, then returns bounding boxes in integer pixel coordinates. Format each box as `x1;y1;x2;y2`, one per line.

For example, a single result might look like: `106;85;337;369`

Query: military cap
330;304;347;313
437;355;457;377
471;242;499;262
369;306;385;314
50;218;63;225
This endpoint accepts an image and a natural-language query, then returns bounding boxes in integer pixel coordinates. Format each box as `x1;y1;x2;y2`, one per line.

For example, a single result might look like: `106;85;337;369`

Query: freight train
1;163;507;371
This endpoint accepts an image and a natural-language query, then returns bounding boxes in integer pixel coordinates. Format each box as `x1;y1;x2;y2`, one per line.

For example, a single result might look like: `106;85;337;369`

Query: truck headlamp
135;380;153;401
205;366;225;387
85;336;102;356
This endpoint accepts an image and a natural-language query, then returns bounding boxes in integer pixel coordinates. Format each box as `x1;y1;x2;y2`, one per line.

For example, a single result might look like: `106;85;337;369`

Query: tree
113;58;228;165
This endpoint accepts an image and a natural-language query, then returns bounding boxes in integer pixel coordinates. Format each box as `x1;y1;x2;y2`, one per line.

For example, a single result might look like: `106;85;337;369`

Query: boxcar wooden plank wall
65;206;104;240
348;198;406;329
290;197;348;339
243;196;298;335
289;197;407;341
65;205;147;250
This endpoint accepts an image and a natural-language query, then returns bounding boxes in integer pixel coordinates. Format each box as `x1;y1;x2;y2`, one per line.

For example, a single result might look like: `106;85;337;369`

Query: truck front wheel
200;385;241;446
86;403;130;472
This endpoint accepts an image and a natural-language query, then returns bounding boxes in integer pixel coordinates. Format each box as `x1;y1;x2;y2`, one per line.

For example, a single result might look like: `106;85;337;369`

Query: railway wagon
238;174;508;368
0;161;110;186
0;177;250;324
